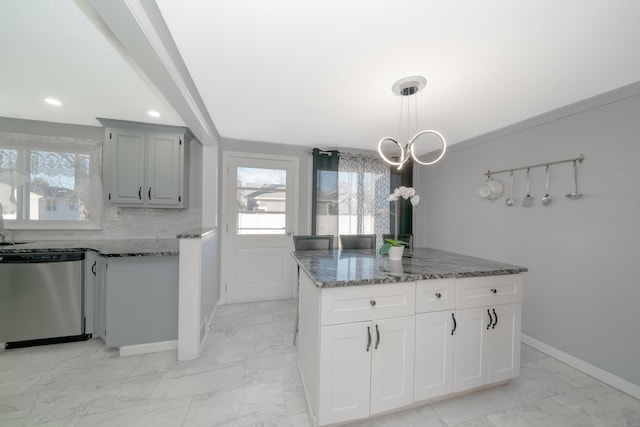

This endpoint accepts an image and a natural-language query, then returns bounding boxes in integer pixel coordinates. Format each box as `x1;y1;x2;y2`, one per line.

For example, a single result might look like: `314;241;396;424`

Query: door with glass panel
222;153;297;303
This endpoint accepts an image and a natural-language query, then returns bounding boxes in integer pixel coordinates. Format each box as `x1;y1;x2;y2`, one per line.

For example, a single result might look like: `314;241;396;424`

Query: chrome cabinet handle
487;309;493;330
375;324;380;349
451;312;457;335
366;326;371;352
492;308;498;329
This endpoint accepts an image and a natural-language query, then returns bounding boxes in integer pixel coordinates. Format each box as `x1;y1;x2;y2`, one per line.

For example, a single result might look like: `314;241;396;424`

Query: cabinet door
93;256;108;340
370;316;415;415
319;322;371;425
107;129;145;205
146;133;183;206
488;303;521;383
454;307;490;392
414;311;455;401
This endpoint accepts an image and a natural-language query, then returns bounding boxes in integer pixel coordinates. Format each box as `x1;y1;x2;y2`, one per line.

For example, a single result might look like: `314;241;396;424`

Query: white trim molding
119;340;177;357
522;334;640;400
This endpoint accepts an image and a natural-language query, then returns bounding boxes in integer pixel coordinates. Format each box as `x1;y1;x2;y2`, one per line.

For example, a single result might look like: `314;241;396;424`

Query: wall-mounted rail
484;154;584;177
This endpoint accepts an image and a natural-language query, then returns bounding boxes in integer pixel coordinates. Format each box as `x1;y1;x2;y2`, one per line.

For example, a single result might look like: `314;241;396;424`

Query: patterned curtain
338;153;390;250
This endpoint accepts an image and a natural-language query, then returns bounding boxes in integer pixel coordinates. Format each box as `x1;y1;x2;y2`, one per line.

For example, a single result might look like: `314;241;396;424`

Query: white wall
414;82;640;387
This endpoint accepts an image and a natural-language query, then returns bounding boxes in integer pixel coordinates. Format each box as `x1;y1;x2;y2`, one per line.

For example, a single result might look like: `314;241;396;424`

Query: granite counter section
291;247;528;288
0;239;179;257
176;227;216;239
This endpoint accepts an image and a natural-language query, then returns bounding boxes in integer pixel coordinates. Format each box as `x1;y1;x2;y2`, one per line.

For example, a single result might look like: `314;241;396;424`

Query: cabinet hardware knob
366;326;371;352
138;187;142;200
148;187;152;199
91;261;96;276
492;308;498;329
451;313;457;335
435;292;442;299
487;309;493;330
375;324;380;349
370;300;376;306
491;288;497;294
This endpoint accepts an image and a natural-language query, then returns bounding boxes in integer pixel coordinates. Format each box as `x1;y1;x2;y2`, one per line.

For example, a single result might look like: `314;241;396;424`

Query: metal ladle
542;165;552;205
566;160;582;199
506;171;514;206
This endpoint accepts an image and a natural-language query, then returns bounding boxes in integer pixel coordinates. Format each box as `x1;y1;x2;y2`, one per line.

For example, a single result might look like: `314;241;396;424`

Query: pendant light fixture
378;76;447;169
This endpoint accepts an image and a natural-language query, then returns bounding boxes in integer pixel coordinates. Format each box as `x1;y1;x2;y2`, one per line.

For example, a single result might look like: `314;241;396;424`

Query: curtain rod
484;154;584;177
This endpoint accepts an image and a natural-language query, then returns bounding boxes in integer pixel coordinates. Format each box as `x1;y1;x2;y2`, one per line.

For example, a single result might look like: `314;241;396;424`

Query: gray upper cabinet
99;118;192;209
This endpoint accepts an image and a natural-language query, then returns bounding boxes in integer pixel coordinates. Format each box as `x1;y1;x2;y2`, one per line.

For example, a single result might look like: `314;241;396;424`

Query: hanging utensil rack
484;154;584;177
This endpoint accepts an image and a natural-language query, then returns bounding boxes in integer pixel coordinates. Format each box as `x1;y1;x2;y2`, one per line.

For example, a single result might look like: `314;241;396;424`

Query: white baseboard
522;334;640;400
119;340;178;357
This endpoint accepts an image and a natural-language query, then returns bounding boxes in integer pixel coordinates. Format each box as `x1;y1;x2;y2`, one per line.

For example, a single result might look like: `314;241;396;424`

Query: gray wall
414;82;640;387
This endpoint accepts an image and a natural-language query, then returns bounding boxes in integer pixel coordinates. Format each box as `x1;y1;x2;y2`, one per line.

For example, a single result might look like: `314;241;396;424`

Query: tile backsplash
9;206;202;242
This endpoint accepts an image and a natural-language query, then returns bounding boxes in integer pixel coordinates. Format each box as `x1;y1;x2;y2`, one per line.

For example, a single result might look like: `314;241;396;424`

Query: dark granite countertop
291;247;528;288
176;227;216;239
0;239;179;257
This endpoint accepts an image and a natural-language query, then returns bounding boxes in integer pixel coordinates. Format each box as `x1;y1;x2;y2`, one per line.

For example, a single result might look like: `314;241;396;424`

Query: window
236;166;287;234
0;132;103;229
311;149;391;249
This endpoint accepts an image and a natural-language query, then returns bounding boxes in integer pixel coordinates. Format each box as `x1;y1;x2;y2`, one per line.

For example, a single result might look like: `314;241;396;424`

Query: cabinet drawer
320;282;415;326
415;279;456;313
456;274;522;309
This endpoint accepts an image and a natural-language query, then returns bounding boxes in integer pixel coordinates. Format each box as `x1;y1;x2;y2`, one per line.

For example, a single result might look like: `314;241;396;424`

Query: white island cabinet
294;248;525;427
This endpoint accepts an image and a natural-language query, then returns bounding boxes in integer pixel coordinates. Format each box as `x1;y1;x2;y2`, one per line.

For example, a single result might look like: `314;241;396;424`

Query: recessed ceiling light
44;98;62;106
148;110;160;117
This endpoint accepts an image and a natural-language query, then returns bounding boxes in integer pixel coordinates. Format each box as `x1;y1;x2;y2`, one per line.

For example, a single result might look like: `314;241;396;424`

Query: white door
414;311;455;400
370;316;415;415
488;303;521;383
454;307;490;392
222;153;298;303
319;322;371;425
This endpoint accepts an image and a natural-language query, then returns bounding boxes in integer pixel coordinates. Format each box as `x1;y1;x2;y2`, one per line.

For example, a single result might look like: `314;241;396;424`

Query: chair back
382;233;413;248
340;234;376;250
293;235;334;251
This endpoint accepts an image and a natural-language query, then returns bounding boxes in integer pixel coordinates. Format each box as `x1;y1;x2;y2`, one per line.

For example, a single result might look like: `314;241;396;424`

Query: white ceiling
3;1;640;152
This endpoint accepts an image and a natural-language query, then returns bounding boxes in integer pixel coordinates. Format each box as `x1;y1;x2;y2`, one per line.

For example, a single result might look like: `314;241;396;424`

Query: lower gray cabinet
92;255;179;348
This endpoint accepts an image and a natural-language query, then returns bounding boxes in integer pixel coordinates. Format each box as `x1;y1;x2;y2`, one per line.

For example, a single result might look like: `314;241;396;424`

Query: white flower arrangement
380;186;420;255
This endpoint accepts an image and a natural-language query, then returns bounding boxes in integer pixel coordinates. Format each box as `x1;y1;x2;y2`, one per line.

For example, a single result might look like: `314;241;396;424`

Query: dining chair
293;235;334;251
292;235;333;345
339;234;376;250
382;233;413;248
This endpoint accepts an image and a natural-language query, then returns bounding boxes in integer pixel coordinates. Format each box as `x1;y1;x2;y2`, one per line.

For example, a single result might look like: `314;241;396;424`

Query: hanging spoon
522;168;533;206
505;171;514;206
542;165;552;205
566;160;582;199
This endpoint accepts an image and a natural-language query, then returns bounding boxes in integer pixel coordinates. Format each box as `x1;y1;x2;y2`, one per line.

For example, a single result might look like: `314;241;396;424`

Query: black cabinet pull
375;324;380;349
366;326;371;352
487;309;493;330
370;299;376;306
148;187;152;199
138;187;142;200
492;308;498;329
451;312;457;335
91;261;96;276
435;292;442;299
491;288;497;294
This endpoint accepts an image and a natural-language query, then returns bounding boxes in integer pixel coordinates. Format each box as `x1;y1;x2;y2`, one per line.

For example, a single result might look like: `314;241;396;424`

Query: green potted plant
379;186;419;261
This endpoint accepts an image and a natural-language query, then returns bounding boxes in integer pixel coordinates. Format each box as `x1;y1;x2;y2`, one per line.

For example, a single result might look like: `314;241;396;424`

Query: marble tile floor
1;298;639;426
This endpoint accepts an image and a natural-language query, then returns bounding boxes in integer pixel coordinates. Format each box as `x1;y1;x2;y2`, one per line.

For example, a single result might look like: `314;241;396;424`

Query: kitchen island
291;248;527;426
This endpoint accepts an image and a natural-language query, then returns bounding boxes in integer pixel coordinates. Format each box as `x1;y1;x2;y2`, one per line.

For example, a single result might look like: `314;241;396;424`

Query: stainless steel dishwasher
0;251;90;348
